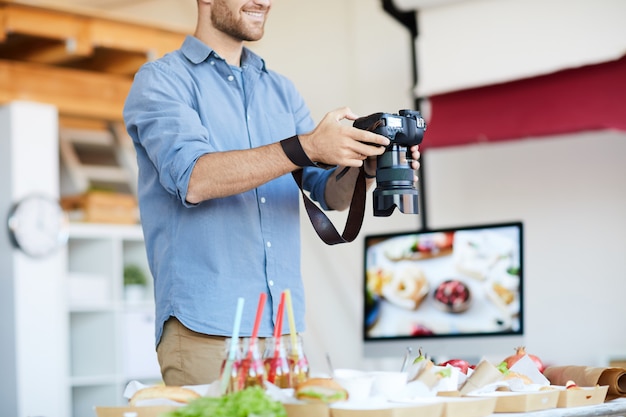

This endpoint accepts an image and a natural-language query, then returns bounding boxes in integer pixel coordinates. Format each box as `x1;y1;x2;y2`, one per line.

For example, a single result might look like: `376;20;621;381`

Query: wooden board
0;0;187;119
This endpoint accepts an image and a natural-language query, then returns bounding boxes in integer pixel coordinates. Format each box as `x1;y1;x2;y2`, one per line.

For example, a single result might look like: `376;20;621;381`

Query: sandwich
295;378;349;403
129;385;201;406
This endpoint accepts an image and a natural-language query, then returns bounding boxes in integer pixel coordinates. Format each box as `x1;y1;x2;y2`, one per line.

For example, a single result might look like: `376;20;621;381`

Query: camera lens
372;145;419;217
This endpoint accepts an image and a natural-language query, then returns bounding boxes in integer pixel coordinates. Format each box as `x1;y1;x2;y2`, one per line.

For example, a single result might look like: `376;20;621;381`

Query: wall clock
7;194;69;258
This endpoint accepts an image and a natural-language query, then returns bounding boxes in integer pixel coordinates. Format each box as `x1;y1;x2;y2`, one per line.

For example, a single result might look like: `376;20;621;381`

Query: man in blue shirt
123;0;421;386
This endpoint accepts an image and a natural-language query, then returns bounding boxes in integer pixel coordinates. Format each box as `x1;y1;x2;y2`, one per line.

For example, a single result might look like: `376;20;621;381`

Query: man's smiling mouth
244;11;265;19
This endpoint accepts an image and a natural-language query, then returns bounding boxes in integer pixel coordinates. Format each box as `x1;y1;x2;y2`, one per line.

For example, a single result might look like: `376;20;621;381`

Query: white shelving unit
0;102;160;417
0;101;70;417
67;222;161;417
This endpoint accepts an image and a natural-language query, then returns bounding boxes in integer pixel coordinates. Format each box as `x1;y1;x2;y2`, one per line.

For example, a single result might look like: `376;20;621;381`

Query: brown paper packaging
459;360;503;395
543;366;626;400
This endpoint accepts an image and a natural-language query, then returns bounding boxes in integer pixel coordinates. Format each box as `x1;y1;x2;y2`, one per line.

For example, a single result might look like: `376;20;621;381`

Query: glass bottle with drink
239;337;266;390
263;336;292;388
287;334;309;387
219;337;242;394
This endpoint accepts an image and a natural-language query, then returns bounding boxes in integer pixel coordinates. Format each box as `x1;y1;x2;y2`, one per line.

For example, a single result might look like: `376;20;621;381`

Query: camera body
353;109;426;217
353;109;426;147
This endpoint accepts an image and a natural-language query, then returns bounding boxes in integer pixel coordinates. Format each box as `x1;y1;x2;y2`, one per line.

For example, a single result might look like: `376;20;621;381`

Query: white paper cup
333;368;375;401
369;371;409;399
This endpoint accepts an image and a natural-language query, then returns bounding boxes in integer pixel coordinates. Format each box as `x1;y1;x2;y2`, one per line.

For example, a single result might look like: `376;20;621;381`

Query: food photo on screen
364;222;523;341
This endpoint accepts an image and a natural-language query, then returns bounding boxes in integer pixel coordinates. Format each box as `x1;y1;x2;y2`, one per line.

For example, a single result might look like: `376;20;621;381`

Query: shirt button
260;197;266;204
266;241;272;248
227;75;234;81
210;61;215;66
268;280;274;286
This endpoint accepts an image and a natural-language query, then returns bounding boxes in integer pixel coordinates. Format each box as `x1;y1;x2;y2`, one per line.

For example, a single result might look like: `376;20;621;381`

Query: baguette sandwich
295;378;349;403
129;385;201;406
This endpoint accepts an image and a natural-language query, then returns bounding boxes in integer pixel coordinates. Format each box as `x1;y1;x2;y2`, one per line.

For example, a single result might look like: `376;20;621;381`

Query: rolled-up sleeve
124;63;211;206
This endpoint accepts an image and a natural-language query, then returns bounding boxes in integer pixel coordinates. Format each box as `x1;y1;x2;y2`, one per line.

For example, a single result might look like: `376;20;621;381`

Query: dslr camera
353;109;426;217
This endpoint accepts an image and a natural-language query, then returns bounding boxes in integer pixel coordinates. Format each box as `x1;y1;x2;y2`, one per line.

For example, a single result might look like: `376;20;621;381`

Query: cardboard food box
436;391;461;397
95;397;491;417
392;396;496;417
98;403;326;417
95;405;177;417
283;403;331;417
471;390;560;413
441;397;497;417
250;401;446;417
330;401;444;417
556;385;609;408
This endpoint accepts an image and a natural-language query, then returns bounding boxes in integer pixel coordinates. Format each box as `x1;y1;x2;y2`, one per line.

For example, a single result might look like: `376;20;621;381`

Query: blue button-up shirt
123;36;334;345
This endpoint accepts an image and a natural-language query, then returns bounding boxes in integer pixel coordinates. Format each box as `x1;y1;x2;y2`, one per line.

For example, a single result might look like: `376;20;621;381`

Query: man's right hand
298;107;390;168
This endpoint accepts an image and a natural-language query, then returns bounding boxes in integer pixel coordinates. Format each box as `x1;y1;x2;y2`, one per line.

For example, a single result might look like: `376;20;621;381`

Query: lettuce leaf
163;386;286;417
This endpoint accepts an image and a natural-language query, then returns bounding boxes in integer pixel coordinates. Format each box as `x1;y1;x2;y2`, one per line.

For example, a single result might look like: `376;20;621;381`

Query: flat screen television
363;221;524;363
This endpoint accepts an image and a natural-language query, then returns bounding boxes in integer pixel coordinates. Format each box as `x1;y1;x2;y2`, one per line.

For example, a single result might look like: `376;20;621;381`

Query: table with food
96;288;626;417
107;350;626;417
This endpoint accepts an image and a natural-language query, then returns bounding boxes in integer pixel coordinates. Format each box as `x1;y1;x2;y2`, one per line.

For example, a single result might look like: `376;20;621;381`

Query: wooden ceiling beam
1;4;90;43
0;8;7;42
73;49;150;76
88;18;181;59
0;1;187;118
0;1;185;72
0;59;131;120
19;40;91;65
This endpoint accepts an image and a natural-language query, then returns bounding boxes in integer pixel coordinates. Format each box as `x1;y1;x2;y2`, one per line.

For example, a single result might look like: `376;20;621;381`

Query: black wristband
363;170;376;179
280;135;318;167
280;135;335;170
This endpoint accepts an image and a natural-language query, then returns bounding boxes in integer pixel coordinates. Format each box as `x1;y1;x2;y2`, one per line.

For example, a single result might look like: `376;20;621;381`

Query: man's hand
298;107;390;167
364;144;421;181
409;144;421;181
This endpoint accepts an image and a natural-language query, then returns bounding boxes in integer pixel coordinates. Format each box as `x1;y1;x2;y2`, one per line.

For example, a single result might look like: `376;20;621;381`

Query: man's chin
243;29;265;42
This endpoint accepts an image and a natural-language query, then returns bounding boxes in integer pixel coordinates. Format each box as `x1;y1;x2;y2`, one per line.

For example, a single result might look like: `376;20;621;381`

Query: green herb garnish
497;361;510;375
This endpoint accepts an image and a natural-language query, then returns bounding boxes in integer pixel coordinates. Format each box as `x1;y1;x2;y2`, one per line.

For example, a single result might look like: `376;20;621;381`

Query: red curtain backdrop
424;54;626;149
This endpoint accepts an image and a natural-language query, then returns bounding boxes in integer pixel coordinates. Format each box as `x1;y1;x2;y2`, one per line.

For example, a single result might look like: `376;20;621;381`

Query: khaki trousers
156;317;267;386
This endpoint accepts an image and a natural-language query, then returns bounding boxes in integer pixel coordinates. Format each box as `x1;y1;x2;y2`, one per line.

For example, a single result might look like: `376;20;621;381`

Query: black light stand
381;0;429;231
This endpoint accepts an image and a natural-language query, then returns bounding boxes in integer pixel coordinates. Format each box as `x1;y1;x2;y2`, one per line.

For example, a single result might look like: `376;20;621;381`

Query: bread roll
295;378;349;403
129;385;201;406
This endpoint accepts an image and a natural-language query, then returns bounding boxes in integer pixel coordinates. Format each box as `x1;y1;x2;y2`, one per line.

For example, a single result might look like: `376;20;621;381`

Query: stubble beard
211;0;266;42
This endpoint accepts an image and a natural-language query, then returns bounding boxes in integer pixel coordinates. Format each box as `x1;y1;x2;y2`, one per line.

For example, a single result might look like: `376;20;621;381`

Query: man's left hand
364;144;421;181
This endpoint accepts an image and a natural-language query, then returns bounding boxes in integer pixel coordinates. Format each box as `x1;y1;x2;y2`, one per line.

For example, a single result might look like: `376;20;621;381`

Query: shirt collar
181;35;267;72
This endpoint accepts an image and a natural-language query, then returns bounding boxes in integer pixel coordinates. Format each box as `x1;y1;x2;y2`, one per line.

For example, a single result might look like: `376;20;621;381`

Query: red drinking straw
273;291;286;357
248;292;267;360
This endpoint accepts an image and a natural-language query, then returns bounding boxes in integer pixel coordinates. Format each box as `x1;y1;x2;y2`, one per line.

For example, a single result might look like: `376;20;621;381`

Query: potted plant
123;264;148;303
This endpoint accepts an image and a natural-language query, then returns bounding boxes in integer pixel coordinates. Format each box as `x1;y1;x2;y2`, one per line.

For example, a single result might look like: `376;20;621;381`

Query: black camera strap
291;167;366;245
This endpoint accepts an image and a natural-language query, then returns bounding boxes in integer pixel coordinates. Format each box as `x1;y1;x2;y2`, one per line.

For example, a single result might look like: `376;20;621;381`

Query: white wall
424;131;626;368
252;0;416;121
250;0;421;373
248;0;626;373
416;0;626;95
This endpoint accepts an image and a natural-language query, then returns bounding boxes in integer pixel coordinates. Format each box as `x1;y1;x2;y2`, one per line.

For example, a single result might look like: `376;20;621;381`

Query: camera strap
291;167;366;245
